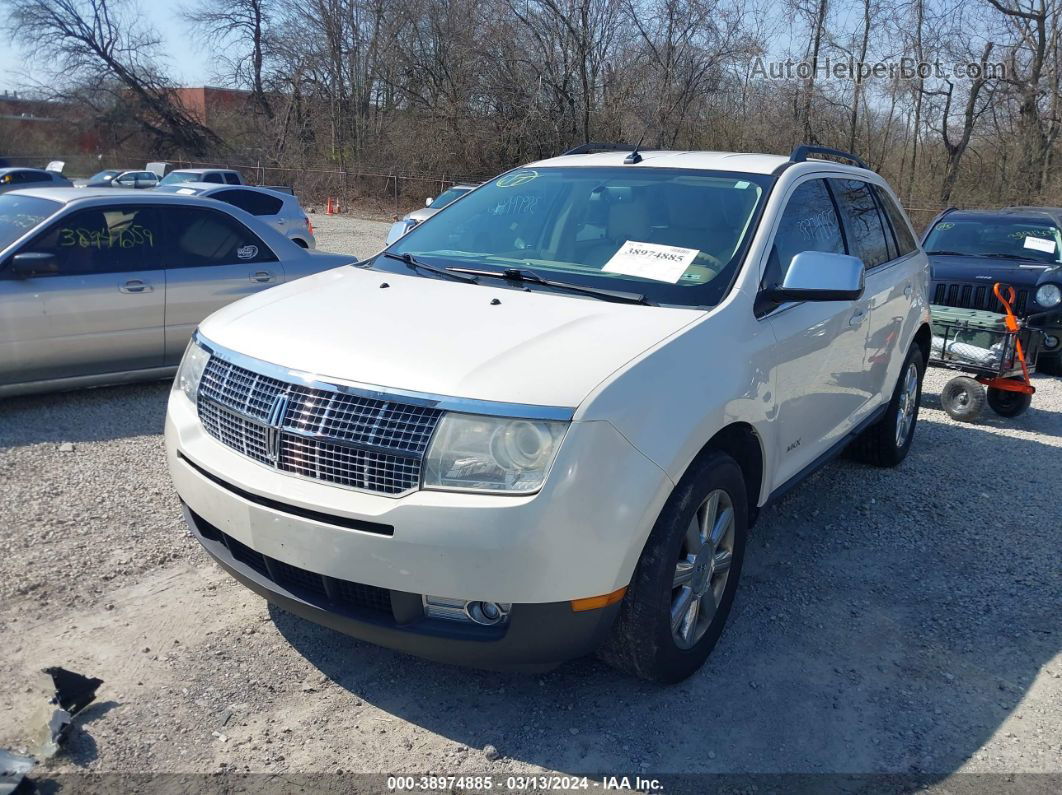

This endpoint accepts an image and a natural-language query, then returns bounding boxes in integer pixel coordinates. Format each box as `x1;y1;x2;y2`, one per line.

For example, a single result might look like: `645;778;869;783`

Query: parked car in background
166;144;930;682
385;183;478;244
0;189;353;397
160;168;244;186
81;169;160;189
922;207;1062;374
0;167;72;193
156;183;315;248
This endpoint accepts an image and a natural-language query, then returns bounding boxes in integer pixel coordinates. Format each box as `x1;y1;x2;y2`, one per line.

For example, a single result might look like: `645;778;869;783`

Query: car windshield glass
430;186;470;209
0;194;61;250
88;170;119;182
160;171;200;185
383;167;771;307
924;217;1062;264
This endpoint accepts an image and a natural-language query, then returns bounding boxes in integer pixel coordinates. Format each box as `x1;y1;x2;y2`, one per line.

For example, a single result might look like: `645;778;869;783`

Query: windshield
160;171;200;185
924;217;1062;264
430;186;471;210
383;167;771;306
88;170;119;182
0;194;60;251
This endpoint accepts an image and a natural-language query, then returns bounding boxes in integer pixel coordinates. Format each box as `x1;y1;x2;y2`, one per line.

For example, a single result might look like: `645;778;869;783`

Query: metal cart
930;283;1044;422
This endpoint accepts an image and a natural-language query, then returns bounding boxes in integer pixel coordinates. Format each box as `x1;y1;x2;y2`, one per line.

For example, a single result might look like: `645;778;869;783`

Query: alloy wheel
671;489;735;650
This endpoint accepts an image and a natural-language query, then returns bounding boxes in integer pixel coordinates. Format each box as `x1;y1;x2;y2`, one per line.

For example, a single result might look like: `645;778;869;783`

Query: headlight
1036;283;1062;308
174;338;210;403
423;414;568;493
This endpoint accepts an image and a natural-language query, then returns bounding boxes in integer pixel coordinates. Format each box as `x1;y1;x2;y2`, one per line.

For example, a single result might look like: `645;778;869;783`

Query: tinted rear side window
165;206;276;267
213;189;283;216
829;179;892;268
223;172;241;185
203;172;224;184
874;187;918;256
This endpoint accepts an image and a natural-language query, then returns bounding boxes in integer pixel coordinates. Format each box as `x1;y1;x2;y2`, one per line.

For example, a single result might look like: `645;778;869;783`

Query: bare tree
6;0;222;154
182;0;276;118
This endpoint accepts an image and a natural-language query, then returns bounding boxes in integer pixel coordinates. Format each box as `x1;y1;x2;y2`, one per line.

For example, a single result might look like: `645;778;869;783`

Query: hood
198;266;703;407
929;254;1060;289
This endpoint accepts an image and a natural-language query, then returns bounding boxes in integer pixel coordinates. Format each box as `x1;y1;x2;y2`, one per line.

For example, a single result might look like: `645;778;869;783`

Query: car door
760;177;873;486
830;179;915;404
161;205;285;363
0;203;165;385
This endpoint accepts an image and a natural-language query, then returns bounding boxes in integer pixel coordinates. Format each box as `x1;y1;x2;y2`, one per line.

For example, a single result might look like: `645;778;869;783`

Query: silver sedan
155;183;317;248
0;188;353;397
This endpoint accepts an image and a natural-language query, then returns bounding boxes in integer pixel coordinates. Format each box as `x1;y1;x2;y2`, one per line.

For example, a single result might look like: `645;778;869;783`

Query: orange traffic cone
325;197;334;215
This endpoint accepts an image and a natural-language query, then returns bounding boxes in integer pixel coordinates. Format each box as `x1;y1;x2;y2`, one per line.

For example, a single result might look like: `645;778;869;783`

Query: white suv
165;144;931;682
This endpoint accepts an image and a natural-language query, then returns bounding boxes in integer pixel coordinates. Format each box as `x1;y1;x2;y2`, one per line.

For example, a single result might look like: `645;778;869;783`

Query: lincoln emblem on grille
264;391;290;463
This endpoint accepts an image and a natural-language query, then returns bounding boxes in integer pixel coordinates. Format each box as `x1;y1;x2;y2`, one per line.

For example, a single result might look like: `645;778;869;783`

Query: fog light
466;601;510;626
1044;334;1060;350
423;596;511;626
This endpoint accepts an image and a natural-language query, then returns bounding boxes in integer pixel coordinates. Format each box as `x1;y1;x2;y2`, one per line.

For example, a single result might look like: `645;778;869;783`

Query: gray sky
0;4;213;93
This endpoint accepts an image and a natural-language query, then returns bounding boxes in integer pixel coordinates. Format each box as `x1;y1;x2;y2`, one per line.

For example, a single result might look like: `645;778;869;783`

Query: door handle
250;271;274;283
849;308;867;327
119;279;152;293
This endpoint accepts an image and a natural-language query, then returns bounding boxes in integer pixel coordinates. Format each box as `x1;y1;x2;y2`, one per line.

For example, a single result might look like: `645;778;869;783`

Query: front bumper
182;502;620;670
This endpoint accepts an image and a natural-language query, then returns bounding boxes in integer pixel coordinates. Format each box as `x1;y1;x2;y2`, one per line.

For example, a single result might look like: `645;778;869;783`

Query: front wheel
598;451;747;683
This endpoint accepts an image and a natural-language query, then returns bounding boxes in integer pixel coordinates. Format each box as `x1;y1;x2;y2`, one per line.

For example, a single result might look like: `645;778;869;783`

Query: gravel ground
0;215;1059;789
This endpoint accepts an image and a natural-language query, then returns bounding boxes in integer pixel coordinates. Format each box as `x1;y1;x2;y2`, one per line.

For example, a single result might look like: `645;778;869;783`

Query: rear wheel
986;379;1032;417
940;376;986;422
598;451;747;683
851;344;925;467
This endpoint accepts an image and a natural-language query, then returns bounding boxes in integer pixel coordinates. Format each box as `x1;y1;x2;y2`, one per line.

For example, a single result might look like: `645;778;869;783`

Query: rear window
0;194;60;251
212;188;283;216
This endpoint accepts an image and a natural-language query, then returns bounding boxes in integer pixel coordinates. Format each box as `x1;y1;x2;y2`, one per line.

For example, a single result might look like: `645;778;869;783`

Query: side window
223;172;241;185
763;179;845;289
215;189;282;216
203;172;224;184
165;206;277;267
829;179;892;268
20;205;162;275
874;187;918;256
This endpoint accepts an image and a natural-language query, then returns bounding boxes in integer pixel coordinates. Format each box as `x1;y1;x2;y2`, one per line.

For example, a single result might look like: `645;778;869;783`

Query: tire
986;380;1032;417
1037;353;1062;376
851;344;925;467
940;376;986;422
597;450;747;683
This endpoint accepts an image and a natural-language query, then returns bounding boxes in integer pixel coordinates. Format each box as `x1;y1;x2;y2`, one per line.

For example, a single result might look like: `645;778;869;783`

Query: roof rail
561;142;637;156
789;144;868;170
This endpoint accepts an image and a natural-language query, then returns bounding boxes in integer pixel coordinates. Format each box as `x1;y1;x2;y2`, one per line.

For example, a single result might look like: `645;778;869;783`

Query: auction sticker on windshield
602;241;699;283
1023;236;1056;254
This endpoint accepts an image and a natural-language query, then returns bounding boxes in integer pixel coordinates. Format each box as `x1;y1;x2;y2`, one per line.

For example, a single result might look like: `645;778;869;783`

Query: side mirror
10;251;59;278
766;251;865;302
425;197;433;207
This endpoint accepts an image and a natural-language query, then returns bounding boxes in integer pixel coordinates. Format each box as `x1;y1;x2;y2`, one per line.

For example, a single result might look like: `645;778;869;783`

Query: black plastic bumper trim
180;502;621;671
177;451;394;536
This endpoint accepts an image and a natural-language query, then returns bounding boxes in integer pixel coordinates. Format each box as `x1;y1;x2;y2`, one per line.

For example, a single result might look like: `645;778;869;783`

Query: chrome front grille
197;355;442;495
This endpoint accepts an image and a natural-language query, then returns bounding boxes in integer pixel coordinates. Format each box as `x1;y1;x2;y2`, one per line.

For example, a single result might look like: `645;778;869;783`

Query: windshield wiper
379;251;479;283
926;250;969;256
974;252;1043;262
445;266;654;305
